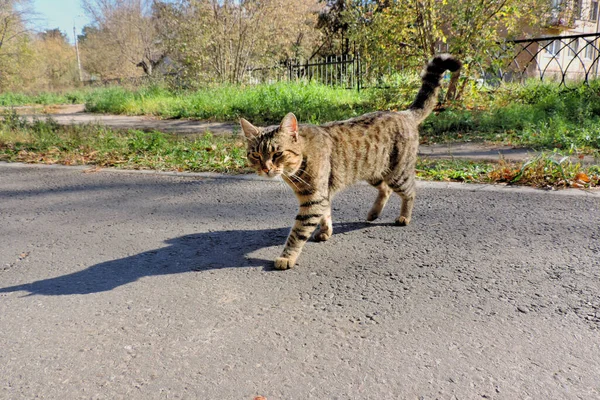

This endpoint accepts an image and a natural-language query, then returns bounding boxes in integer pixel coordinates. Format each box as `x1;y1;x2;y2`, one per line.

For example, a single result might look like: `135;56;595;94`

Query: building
525;0;600;81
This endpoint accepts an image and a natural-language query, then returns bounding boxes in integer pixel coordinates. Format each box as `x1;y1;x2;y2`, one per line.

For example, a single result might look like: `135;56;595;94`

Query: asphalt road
1;163;599;399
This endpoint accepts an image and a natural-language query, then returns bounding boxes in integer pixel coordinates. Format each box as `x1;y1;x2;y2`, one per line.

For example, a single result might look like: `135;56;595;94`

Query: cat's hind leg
315;209;332;242
387;174;416;226
367;180;393;222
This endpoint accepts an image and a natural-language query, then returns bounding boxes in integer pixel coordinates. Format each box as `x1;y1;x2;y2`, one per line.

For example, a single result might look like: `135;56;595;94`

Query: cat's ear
279;112;298;141
240;118;259;139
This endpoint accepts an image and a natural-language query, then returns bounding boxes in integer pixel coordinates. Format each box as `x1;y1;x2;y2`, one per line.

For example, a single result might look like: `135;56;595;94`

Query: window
584;40;596;60
575;0;583;19
545;39;562;56
591;0;599;21
568;39;580;57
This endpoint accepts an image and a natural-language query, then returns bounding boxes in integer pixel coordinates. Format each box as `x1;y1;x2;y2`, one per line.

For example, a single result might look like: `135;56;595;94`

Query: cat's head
240;113;303;178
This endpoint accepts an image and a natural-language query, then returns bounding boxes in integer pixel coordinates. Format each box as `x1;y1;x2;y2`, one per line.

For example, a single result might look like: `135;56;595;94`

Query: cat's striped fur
241;54;461;270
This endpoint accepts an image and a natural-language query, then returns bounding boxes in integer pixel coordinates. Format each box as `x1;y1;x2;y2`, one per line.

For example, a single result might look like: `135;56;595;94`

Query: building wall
536;0;600;80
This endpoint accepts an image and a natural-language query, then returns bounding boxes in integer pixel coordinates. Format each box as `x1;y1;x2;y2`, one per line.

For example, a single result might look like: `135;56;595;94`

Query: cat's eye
273;151;284;159
249;152;261;159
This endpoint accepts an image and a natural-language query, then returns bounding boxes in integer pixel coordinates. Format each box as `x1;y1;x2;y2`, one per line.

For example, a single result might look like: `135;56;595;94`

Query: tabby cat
240;54;461;270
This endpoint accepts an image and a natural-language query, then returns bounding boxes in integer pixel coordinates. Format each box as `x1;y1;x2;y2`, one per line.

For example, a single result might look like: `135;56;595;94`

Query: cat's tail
409;54;462;124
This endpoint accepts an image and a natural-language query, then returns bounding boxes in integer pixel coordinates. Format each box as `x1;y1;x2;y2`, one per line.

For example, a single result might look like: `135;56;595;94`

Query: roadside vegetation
1;111;598;189
0;88;94;107
421;79;600;154
5;77;599;155
0;111;246;173
83;82;373;125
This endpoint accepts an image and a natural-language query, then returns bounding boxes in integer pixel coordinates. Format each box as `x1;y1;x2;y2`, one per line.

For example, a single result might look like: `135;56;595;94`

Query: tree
316;0;351;54
34;29;79;89
339;0;553;98
155;0;324;84
0;0;34;90
82;0;165;76
78;24;140;79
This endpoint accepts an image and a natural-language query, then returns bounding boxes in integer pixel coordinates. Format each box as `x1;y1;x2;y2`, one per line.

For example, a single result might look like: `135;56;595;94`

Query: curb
2;161;598;198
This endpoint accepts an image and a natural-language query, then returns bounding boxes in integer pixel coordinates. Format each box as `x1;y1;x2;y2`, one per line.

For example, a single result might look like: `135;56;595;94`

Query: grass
416;157;600;189
0;111;247;173
83;82;374;125
0;88;95;107
421;79;600;154
1;78;599;186
1;112;598;189
3;77;600;155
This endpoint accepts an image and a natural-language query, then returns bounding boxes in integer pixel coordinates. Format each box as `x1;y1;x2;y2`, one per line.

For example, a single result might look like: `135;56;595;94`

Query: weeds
417;154;599;189
422;79;600;153
0;112;247;173
84;81;374;125
0;89;94;106
1;114;597;189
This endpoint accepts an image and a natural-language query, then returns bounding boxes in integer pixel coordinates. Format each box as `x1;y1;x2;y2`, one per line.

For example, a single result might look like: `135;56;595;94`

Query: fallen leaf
574;172;591;183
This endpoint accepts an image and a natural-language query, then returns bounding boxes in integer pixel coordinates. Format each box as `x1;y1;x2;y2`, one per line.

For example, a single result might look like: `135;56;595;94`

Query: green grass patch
84;81;374;125
422;79;600;153
3;77;600;155
0;111;247;173
0;88;96;106
1;113;598;189
417;155;600;189
416;159;496;184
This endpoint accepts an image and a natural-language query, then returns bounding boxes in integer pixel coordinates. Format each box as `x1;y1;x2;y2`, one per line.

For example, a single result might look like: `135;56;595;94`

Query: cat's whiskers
282;172;301;191
290;173;311;187
294;168;315;180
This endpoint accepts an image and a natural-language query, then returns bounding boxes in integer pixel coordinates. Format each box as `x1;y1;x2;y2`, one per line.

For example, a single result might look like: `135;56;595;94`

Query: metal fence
85;34;600;89
246;54;363;90
248;34;600;91
83;75;151;87
478;33;600;86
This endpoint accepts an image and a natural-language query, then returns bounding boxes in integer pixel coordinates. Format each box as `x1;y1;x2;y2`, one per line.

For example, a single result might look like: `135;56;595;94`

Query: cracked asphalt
1;163;599;399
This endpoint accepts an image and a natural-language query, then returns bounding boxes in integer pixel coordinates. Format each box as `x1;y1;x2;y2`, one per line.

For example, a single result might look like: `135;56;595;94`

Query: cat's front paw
367;209;380;221
274;257;296;270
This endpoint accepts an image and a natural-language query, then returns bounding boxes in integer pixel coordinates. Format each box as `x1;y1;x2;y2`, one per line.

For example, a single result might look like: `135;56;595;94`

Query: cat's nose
262;168;269;173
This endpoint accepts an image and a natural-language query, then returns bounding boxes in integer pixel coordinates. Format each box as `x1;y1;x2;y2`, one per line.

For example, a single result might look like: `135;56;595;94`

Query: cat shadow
0;222;374;297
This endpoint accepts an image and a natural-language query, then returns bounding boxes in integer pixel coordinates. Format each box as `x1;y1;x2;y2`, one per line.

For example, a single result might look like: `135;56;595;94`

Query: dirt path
11;104;238;136
8;104;599;164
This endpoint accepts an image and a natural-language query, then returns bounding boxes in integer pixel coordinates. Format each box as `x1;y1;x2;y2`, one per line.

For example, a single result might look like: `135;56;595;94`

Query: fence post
306;59;309;81
357;51;361;93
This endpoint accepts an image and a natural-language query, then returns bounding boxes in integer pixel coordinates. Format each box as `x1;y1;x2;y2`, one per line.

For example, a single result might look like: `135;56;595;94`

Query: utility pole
74;25;83;82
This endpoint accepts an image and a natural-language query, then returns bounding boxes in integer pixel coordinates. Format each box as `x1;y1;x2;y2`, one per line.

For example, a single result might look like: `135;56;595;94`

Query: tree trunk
445;69;461;102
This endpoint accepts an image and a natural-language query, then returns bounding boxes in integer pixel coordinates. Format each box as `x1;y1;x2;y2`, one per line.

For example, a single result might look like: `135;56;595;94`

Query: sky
31;0;92;43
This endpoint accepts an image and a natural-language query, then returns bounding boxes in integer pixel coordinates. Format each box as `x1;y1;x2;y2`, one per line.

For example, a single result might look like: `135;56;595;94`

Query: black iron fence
83;75;151;87
85;34;600;89
482;32;600;86
246;53;363;90
249;34;600;90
